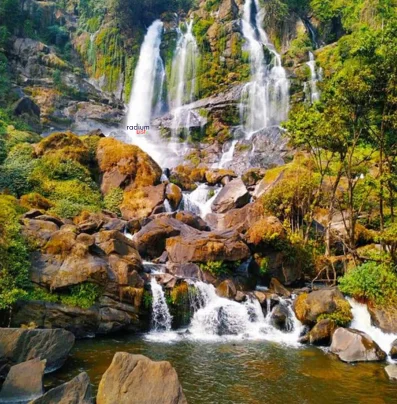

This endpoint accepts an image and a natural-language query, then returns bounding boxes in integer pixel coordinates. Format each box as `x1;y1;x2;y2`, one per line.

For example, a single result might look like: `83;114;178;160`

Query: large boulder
13;96;40;118
245;216;286;247
211;178;250;213
22;218;59;248
166;183;183;210
367;306;397;334
175;211;209;231
97;353;187;404
0;359;45;403
270;303;290;331
166;229;250;263
30;372;93;404
216;280;237;299
121;184;166;220
96;137;162;194
0;328;74;372
293;288;352;326
330;328;387;362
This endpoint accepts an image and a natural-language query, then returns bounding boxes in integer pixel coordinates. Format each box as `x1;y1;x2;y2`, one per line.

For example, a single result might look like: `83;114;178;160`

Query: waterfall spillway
150;277;172;332
180;184;221;218
306;52;321;103
170;19;199;136
126;20;165;160
347;298;397;360
240;0;289;137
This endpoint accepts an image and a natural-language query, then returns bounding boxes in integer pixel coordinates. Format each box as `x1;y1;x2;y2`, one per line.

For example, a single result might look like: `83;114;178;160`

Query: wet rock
166;183;183;210
293;288;352;326
30;372;93;404
390;339;397;359
166;229;250;264
96;137;162;194
97;353;187;404
217;280;237;299
154;273;177;289
308;319;337;346
0;359;45;403
205;169;237;185
368;306;397;334
270;278;291;298
121;183;166;221
385;365;397;380
0;328;74;373
270;303;290;331
13;96;40;118
330;328;387;362
211;178;250;213
241;168;267;187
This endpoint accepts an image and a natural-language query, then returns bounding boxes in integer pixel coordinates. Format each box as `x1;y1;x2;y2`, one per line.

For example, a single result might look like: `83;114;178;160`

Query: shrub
199;260;230;276
339;262;397;305
60;283;101;309
317;298;353;326
104;187;123;215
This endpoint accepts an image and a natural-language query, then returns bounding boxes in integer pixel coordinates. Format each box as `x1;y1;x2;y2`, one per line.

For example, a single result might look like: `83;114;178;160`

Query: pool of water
45;333;397;403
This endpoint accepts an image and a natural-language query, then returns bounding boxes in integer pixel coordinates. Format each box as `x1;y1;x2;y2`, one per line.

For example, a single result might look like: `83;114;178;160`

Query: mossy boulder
96;137;162;194
245;216;286;247
166;183;182;210
308;319;337;346
293;288;352;326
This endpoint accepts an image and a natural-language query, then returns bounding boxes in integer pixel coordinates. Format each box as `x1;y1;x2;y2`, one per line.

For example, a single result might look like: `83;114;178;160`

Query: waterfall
215;140;238;169
347;298;397;360
150;277;173;332
169;19;199;138
126;20;165;161
240;0;289;138
306;52;320;103
187;282;304;345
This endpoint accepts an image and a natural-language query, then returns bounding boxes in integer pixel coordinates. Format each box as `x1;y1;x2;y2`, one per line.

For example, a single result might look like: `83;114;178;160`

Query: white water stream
306;51;321;103
150;277;173;332
240;0;289;137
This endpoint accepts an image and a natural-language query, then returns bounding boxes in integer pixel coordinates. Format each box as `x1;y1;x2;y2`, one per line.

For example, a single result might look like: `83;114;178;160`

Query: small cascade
215;140;238;169
169;19;199;141
306;52;321;103
180;184;221;218
150;277;173;332
240;0;289;138
347;298;397;360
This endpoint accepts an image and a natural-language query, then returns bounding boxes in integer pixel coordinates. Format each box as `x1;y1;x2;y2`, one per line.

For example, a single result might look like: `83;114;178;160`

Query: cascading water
306;51;321;103
150;277;173;332
347;298;397;361
169;19;199;138
240;0;289;137
215;140;238;169
180;184;221;218
126;20;166;163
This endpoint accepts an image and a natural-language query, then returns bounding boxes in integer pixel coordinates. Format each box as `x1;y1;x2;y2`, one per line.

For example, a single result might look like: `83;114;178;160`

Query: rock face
270;303;290;331
13;96;40;118
0;359;45;403
216;280;237;299
30;372;93;404
97;353;187;404
308;319;337;346
211;178;250;213
0;328;74;372
294;288;352;326
330;328;387;362
368;306;397;334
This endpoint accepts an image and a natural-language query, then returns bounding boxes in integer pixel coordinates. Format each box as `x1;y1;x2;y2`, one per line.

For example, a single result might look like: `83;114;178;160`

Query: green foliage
104;187;123;216
339;262;397;305
199;261;230;276
24;287;60;303
60;283;101;309
0;195;30;310
143;290;153;309
317;298;353;326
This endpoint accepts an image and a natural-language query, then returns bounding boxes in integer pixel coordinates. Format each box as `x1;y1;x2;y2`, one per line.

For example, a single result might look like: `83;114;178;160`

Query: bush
339;262;397;305
104;187;123;215
317;298;353;326
199;260;230;276
60;283;101;309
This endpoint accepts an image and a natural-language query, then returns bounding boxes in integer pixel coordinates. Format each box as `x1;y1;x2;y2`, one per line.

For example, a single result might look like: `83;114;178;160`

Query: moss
170;282;189;306
104;187;123;216
20;192;53;211
318;298;353;326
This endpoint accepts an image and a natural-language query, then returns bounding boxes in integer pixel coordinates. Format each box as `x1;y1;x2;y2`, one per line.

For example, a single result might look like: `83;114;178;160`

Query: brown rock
309;319;337;346
368;305;397;334
175;211;209;230
330;328;387;362
205;169;237;185
245;216;286;247
385;365;397;380
0;359;45;402
241;168;267;187
97;353;187;404
22;218;59;247
217;279;237;299
270;278;291;298
211;178;250;213
390;339;397;359
121;184;166;220
166;183;183;210
30;372;93;404
166;229;250;263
